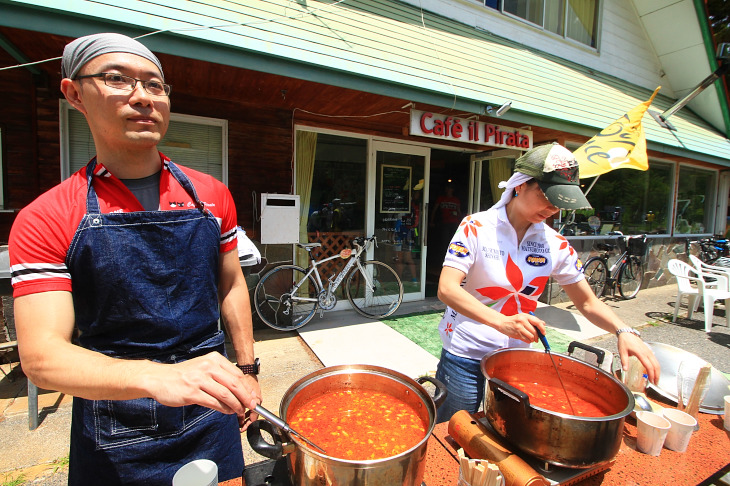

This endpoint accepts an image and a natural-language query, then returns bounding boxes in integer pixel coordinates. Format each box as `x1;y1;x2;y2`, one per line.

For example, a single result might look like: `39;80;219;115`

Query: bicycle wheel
582;257;608;298
617;257;643;299
345;260;403;319
253;265;319;331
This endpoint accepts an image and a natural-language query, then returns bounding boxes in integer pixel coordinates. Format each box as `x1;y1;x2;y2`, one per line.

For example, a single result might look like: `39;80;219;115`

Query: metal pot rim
279;364;438;463
481;347;634;420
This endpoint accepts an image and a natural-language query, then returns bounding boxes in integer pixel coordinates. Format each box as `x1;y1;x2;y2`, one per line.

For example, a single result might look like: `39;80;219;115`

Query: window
0;127;4;209
59;101;227;182
562;162;673;236
487;0;599;48
675;166;717;235
298;132;367;235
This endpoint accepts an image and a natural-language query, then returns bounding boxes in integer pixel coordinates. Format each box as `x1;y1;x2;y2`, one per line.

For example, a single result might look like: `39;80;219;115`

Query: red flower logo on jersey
475;254;548;315
556;235;575;256
443;322;454;340
460;216;482;238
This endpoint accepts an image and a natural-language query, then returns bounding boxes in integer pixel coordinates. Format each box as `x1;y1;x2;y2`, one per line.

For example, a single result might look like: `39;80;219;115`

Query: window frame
0;126;4;209
673;163;719;237
560;144;676;239
486;0;601;49
59;100;229;184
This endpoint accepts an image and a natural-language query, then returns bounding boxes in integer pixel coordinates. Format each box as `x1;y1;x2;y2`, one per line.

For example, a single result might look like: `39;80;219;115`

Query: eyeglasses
75;72;171;96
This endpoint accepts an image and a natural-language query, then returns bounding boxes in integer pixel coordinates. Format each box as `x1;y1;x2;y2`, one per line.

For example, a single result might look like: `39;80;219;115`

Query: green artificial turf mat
382;310;575;358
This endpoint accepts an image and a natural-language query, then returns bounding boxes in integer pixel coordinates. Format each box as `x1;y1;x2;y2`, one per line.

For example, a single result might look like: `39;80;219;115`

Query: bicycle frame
289;237;374;302
586;234;645;299
606;250;629;281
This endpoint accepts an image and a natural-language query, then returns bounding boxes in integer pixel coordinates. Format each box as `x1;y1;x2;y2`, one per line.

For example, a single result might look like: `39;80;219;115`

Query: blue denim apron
66;159;244;485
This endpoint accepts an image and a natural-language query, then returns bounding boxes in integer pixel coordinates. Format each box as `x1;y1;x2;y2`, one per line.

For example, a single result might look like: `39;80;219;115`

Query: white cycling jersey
438;206;584;360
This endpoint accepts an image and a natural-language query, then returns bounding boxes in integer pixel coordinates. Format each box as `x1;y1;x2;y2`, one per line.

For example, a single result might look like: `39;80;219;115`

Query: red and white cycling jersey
9;154;238;298
439;206;584;360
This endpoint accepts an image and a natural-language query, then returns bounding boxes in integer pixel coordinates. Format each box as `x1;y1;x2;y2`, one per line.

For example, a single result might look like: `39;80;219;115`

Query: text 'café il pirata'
410;109;533;150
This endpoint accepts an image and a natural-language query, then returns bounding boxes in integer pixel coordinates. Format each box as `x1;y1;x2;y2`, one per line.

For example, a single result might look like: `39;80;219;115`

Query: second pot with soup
247;364;446;486
481;347;634;468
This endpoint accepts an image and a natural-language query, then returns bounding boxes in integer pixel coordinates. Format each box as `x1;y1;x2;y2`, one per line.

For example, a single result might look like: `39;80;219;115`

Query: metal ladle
254;404;327;453
532;320;576;416
633;393;653;412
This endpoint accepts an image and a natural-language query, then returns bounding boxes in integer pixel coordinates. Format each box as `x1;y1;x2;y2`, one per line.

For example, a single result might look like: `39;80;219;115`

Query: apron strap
84;157;208;214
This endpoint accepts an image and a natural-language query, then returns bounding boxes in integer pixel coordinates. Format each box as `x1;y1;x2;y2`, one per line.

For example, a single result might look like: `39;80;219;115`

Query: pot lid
645;342;730;414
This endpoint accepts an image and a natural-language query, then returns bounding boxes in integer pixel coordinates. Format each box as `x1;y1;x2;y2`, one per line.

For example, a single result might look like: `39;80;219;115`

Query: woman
435;143;660;423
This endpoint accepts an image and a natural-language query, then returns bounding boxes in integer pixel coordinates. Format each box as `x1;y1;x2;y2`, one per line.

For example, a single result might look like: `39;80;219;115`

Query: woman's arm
562;279;660;383
437;266;544;343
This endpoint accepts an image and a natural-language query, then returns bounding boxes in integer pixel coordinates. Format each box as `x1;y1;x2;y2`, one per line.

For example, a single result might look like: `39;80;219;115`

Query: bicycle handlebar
352;235;378;251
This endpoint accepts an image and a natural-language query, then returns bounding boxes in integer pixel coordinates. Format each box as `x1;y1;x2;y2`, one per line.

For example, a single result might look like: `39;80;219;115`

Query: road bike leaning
582;234;647;300
253;235;404;331
687;236;730;264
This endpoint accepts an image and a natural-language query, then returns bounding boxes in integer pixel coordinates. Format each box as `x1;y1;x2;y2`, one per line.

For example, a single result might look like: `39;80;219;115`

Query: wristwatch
237;358;260;375
616;328;641;338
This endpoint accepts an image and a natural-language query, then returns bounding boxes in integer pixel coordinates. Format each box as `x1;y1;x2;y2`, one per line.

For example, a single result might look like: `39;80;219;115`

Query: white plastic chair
669;258;730;332
688;254;730;291
667;259;701;322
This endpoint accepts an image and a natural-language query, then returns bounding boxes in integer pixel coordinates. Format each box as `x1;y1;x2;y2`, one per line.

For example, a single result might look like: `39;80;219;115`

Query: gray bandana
61;33;164;80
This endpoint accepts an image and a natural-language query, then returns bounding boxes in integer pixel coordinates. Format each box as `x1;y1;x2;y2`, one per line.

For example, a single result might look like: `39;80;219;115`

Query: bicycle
687;236;729;264
582;234;647;299
253;235;404;331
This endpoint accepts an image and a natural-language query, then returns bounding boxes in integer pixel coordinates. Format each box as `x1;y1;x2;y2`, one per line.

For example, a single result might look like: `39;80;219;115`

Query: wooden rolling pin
448;410;550;486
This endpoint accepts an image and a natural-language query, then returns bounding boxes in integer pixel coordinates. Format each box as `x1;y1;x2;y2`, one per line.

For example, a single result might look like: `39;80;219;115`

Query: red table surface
226;406;729;485
433;410;730;486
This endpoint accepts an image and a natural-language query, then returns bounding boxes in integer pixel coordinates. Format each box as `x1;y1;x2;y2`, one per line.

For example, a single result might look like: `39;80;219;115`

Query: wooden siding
2;0;729;164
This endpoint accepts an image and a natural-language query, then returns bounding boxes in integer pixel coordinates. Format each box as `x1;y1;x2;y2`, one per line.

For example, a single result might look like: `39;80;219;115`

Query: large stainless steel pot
247;364;446;485
481;347;634;469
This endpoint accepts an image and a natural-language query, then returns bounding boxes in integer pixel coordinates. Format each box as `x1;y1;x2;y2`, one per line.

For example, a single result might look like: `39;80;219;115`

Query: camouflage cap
514;143;591;210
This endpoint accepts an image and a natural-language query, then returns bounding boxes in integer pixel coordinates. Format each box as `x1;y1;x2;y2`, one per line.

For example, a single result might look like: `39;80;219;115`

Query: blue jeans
435;349;484;423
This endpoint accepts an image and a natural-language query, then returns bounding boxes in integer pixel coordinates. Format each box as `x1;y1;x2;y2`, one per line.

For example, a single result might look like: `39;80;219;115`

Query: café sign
409;109;532;149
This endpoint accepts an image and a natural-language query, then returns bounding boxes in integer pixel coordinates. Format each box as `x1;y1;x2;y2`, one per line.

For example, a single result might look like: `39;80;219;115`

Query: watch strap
237;357;260;375
616;328;641;338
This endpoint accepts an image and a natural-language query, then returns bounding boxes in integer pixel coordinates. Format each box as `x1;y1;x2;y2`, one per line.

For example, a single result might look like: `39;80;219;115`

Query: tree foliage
708;0;730;45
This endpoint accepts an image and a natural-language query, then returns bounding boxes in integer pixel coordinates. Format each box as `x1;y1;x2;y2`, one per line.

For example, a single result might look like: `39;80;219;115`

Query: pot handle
246;419;285;460
416;375;448;408
567;341;606;366
488;377;531;417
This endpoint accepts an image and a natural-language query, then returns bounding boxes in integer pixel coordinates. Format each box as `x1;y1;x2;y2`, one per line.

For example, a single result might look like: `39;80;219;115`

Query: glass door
372;142;429;300
468;149;521;214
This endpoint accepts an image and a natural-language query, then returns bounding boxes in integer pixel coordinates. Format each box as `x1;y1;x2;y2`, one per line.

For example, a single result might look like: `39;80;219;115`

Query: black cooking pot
481;346;634;468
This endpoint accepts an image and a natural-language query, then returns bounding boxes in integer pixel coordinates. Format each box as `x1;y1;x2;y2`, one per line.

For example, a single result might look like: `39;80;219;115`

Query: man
8;33;261;485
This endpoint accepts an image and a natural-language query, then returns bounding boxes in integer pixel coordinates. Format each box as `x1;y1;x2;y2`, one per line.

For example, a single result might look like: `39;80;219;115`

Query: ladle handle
529;312;551;351
255;405;289;432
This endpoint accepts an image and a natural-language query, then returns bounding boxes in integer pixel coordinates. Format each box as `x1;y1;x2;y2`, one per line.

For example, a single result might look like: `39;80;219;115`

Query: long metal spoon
254;404;327;453
531;317;576;415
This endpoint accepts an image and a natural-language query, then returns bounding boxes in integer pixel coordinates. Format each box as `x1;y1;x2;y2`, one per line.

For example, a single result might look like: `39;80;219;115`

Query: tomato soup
511;381;611;417
287;389;427;460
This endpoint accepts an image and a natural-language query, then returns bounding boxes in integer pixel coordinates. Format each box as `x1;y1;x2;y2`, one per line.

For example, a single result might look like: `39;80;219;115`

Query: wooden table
225;405;729;485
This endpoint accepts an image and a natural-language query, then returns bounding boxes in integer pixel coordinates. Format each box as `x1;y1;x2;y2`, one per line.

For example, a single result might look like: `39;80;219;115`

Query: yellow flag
574;87;660;179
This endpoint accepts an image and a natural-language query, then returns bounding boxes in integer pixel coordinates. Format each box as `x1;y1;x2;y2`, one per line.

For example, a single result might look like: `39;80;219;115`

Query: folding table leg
28;379;38;430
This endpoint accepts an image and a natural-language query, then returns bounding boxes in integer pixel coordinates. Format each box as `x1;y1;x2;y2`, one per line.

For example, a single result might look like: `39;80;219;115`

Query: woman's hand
495;312;545;344
617;333;661;385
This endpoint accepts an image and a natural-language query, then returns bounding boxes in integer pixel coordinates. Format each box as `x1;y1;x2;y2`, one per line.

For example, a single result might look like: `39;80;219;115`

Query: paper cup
724;396;730;431
172;459;218;486
636;411;671;456
662;408;697;452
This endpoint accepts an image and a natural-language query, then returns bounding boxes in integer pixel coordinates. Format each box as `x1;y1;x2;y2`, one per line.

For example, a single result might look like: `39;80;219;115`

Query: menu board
380;165;411;213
